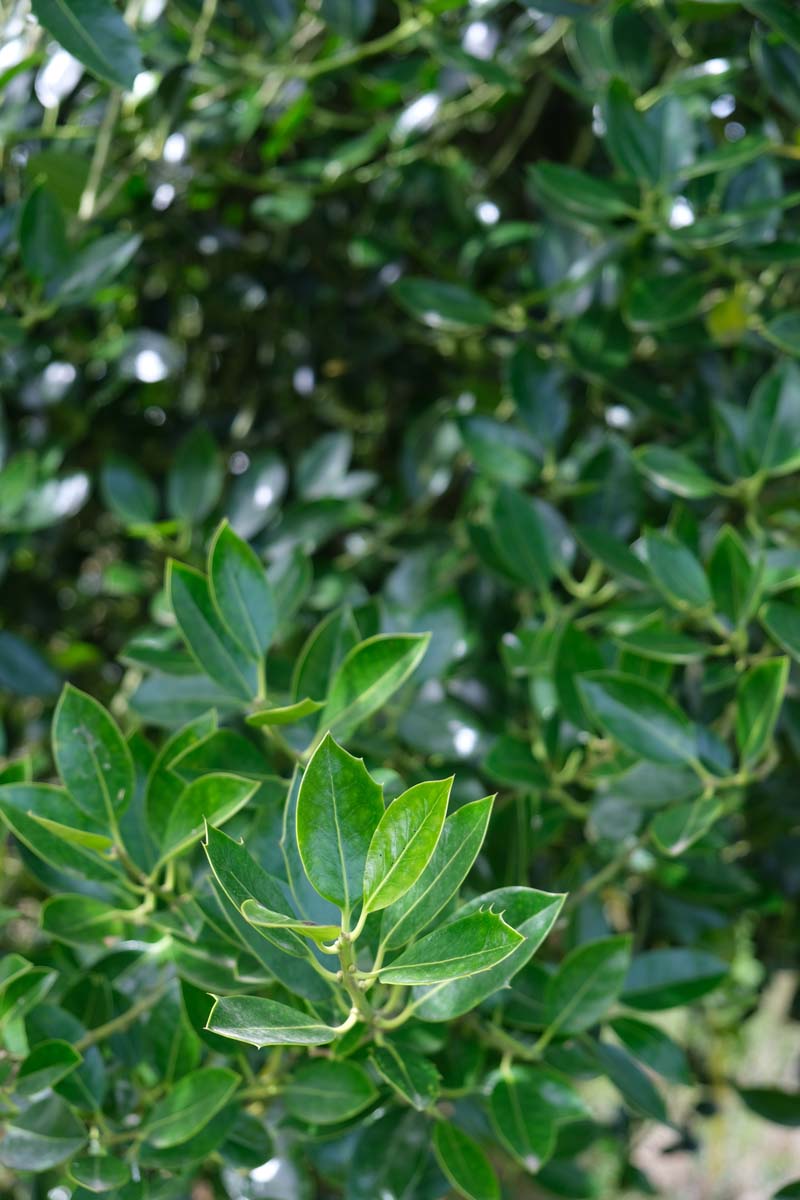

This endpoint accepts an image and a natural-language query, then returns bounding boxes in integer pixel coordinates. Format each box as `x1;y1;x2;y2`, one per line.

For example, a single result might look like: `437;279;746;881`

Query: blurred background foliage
2;0;800;1195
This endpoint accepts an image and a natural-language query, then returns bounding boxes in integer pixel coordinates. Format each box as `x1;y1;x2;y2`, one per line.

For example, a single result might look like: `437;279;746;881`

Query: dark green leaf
283;1059;377;1124
579;672;697;764
622;949;728;1010
167;560;257;701
543;935;632;1035
433;1120;499;1200
143;1068;238;1148
53;684;133;823
208;519;275;660
30;0;141;88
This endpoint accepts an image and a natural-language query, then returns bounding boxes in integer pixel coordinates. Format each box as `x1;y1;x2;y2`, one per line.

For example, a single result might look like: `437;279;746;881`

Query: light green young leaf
433;1120;499;1200
208;519;275;661
296;733;384;911
319;632;429;743
205;995;338;1047
380;794;493;950
241;898;340;946
283;1060;377;1125
412;887;564;1023
736;657;789;766
378;909;523;986
246;697;324;727
362;777;451;914
159;773;258;864
53;684;133;824
167;560;257;701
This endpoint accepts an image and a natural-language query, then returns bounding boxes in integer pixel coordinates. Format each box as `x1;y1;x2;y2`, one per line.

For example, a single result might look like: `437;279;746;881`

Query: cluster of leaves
3;0;800;1197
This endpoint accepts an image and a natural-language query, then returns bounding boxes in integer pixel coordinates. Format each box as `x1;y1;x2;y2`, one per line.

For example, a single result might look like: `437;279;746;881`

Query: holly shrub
2;0;800;1197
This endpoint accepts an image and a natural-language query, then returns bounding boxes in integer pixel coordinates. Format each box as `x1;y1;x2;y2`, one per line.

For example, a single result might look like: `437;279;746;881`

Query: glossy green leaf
208;519;275;660
284;1059;377;1124
0;1094;85;1169
433;1120;499;1200
413;888;565;1022
579;672;696;764
379;909;523;986
490;485;554;590
392;277;495;332
489;1066;557;1172
142;1067;238;1148
709;526;761;626
543;935;631;1035
15;1039;82;1097
70;1156;131;1193
650;794;722;856
744;0;800;52
0;783;123;884
246;697;324;726
736;657;789;766
41;894;125;945
380;794;494;950
644;531;711;611
610;1017;691;1085
370;1043;440;1111
528;161;636;222
100;455;159;526
592;1040;668;1123
30;0;141;88
160;773;258;864
635;446;718;499
362;776;450;914
53;684;133;823
320;633;429;743
205;995;338;1046
241;899;339;945
761;601;800;661
167;560;257;701
622;949;728;1010
19;186;70;283
296;733;384;910
167;427;223;523
738;1087;800;1127
747;361;800;477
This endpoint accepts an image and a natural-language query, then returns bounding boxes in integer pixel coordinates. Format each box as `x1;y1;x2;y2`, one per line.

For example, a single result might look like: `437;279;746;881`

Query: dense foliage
2;0;800;1196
